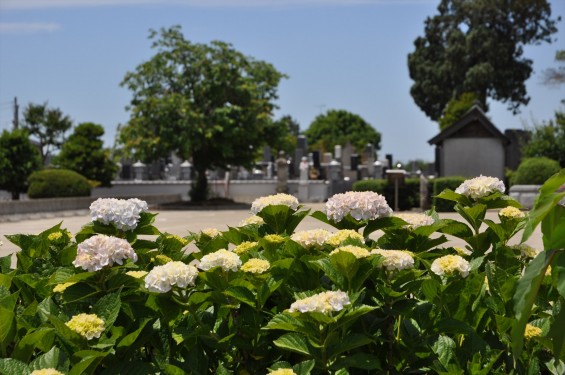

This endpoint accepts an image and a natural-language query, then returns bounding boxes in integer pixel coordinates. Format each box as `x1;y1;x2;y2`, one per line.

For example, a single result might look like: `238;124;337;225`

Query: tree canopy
408;0;559;122
54;122;118;187
438;92;479;130
0;129;41;200
22;102;73;165
304;109;381;155
119;26;287;201
522;111;565;168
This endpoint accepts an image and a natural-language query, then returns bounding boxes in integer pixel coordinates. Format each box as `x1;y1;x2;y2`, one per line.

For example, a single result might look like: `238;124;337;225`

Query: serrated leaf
12;328;55;362
273;332;312;356
327;333;372;357
0;358;30;375
29;346;69;373
92;291;121;330
224;285;256;308
332;352;381;370
69;350;108;375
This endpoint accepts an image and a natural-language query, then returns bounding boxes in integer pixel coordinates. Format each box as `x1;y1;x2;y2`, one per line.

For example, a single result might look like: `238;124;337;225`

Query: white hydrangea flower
198;249;242;272
431;255;470;278
513;243;541;259
89;198;148;231
330;245;371;259
395;213;434;229
144;261;199;293
325;229;364;247
454;175;505;199
289;290;350;314
371;249;415;271
325;191;392;222
499;206;525;219
291;229;332;249
238;215;265;226
73;234;137;272
251;193;299;214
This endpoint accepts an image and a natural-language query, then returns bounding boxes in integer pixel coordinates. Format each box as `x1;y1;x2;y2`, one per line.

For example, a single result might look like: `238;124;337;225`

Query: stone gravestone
293;136;308;179
276;151;289;193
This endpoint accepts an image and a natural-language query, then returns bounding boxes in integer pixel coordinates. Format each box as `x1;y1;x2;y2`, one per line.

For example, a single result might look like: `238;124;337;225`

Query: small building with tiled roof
428;105;518;180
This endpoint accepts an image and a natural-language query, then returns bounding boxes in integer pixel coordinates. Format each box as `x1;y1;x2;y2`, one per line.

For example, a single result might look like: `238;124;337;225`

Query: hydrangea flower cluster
144;261;199;293
233;241;259;255
89;198;148;231
198;249;242;272
513;243;541;258
325;191;392;222
289;290;350;314
239;215;265;226
264;234;286;244
395;213;434;229
499;206;526;219
454;175;505;199
65;313;105;340
524;324;542;340
291;229;331;249
30;369;65;375
371;249;415;271
431;255;470;278
241;258;270;274
330;245;371;259
73;234;137;272
325;229;364;247
453;246;472;256
268;369;297;375
251;193;299;214
201;228;221;238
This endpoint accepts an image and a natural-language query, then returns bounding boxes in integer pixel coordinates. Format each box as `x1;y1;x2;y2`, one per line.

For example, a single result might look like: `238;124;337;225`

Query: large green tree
54;122;118;186
22;102;73;165
408;0;559;122
264;115;300;156
304;109;381;155
0;129;41;200
119;26;286;201
522;111;565;167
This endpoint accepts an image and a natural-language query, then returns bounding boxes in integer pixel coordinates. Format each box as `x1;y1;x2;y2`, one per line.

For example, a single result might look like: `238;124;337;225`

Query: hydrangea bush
0;173;564;374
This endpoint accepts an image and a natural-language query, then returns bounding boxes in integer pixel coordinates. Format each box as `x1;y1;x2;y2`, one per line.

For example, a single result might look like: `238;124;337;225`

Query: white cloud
0;22;61;34
0;0;434;10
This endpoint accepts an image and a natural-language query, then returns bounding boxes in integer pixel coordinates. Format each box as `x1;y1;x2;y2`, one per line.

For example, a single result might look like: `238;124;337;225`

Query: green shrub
27;169;91;198
510;157;561;185
432;176;467;212
353;178;420;211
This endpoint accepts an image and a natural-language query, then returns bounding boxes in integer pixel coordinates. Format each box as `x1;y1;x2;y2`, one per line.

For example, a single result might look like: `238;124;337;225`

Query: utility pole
12;97;19;129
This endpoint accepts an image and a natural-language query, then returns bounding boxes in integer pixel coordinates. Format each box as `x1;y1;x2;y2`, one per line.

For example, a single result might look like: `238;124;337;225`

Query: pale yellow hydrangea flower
268;369;297;375
394;213;434;229
524;324;542;340
431;255;470;278
291;229;331;249
166;234;189;245
264;234;285;244
201;228;221;238
65;313;105;340
330;245;371;259
325;229;364;247
371;249;415;271
453;246;472;256
30;369;65;375
126;270;148;278
251;193;299;214
513;244;541;259
48;232;63;241
239;215;265;226
499;206;525;220
241;258;270;274
53;282;76;293
233;241;259;255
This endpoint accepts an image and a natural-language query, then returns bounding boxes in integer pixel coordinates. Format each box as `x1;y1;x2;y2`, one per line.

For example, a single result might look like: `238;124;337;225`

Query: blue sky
0;0;564;163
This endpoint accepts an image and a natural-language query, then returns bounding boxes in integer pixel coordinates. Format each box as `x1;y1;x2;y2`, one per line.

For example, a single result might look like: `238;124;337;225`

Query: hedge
27;168;92;198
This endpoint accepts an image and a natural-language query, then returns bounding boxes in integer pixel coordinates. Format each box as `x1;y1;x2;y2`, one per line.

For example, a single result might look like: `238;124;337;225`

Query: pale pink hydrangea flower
73;234;137;272
325;191;392;222
251;193;299;214
198;249;242;272
144;261;199;293
454;175;505;199
90;198;148;231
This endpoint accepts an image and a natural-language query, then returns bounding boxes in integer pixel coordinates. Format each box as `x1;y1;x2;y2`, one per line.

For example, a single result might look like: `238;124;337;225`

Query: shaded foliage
0;129;41;200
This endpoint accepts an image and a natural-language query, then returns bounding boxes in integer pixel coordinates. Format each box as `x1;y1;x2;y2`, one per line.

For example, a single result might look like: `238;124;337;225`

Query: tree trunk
190;167;208;202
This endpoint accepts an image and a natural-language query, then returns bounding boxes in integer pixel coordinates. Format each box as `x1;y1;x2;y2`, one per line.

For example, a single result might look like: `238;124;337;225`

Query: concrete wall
442;138;505;179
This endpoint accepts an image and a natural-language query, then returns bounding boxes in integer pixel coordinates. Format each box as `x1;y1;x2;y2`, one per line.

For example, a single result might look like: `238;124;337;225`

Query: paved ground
1;204;543;267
